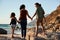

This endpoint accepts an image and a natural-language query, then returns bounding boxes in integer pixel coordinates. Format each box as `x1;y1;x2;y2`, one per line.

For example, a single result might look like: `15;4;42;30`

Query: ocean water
0;24;11;34
0;24;34;34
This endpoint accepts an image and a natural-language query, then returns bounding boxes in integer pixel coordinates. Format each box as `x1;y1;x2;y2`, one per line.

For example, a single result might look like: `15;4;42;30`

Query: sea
0;24;34;34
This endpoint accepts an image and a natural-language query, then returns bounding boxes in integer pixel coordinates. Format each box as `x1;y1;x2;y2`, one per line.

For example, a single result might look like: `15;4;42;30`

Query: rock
34;36;47;40
0;28;7;34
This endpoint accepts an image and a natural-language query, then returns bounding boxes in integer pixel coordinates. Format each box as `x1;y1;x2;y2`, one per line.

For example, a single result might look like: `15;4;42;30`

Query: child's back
19;9;28;20
10;17;17;25
10;12;17;38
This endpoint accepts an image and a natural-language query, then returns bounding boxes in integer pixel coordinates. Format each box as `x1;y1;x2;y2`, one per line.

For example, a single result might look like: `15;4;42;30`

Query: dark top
10;17;17;25
19;10;28;20
36;6;45;19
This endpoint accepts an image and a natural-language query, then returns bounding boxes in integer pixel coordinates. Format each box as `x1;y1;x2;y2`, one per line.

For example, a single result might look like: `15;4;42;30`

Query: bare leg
41;20;45;35
36;20;39;36
44;17;47;26
12;27;15;38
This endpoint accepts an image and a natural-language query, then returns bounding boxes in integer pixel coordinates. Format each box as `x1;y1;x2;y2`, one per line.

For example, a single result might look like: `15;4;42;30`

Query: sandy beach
0;27;47;40
0;27;60;40
0;33;47;40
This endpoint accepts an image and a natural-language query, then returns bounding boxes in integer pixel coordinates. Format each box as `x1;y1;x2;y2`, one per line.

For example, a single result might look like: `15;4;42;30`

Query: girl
10;12;17;38
19;4;32;39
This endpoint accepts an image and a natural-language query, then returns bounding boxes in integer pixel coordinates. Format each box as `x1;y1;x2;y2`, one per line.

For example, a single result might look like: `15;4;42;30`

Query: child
10;12;17;38
19;4;32;39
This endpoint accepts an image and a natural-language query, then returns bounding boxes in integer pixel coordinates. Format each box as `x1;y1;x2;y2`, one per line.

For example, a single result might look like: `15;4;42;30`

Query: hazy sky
0;0;60;24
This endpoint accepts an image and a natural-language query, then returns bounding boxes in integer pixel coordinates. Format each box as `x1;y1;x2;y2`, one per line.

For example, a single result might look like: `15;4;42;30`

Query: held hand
32;17;33;20
17;20;21;23
10;23;11;25
31;18;33;20
30;18;32;20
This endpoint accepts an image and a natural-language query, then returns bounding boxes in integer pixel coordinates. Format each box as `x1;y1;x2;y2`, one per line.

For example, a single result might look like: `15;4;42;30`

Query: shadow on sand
0;36;26;40
34;36;47;40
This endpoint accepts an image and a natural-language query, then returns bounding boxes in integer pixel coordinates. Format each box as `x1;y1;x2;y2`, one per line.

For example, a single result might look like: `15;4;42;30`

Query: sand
0;27;60;40
0;34;47;40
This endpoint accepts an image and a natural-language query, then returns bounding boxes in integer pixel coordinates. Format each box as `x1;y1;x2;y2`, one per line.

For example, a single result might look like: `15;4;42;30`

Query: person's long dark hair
20;4;25;10
10;12;15;18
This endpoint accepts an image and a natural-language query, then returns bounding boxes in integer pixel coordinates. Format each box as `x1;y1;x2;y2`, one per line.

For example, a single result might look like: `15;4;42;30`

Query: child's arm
27;11;32;20
17;20;21;23
28;14;32;20
17;17;21;23
32;13;36;19
15;17;19;23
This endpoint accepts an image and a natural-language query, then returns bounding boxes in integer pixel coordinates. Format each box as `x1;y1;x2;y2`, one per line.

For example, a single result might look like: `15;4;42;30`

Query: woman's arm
32;13;36;18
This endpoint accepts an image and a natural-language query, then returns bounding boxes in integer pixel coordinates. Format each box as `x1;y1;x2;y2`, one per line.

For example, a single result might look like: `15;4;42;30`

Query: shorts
11;24;16;28
37;18;43;22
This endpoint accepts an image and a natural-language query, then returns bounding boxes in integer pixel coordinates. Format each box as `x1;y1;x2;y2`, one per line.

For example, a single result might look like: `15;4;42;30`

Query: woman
19;4;32;39
32;3;45;36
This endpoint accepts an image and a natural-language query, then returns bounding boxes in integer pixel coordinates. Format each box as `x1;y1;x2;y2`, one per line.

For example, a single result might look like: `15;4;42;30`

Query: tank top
10;17;17;25
19;10;28;20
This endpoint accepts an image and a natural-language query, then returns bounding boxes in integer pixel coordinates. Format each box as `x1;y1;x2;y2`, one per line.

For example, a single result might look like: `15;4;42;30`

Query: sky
0;0;60;24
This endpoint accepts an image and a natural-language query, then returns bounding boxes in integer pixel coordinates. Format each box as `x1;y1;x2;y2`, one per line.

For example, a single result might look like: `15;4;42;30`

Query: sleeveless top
10;17;17;25
19;10;28;20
